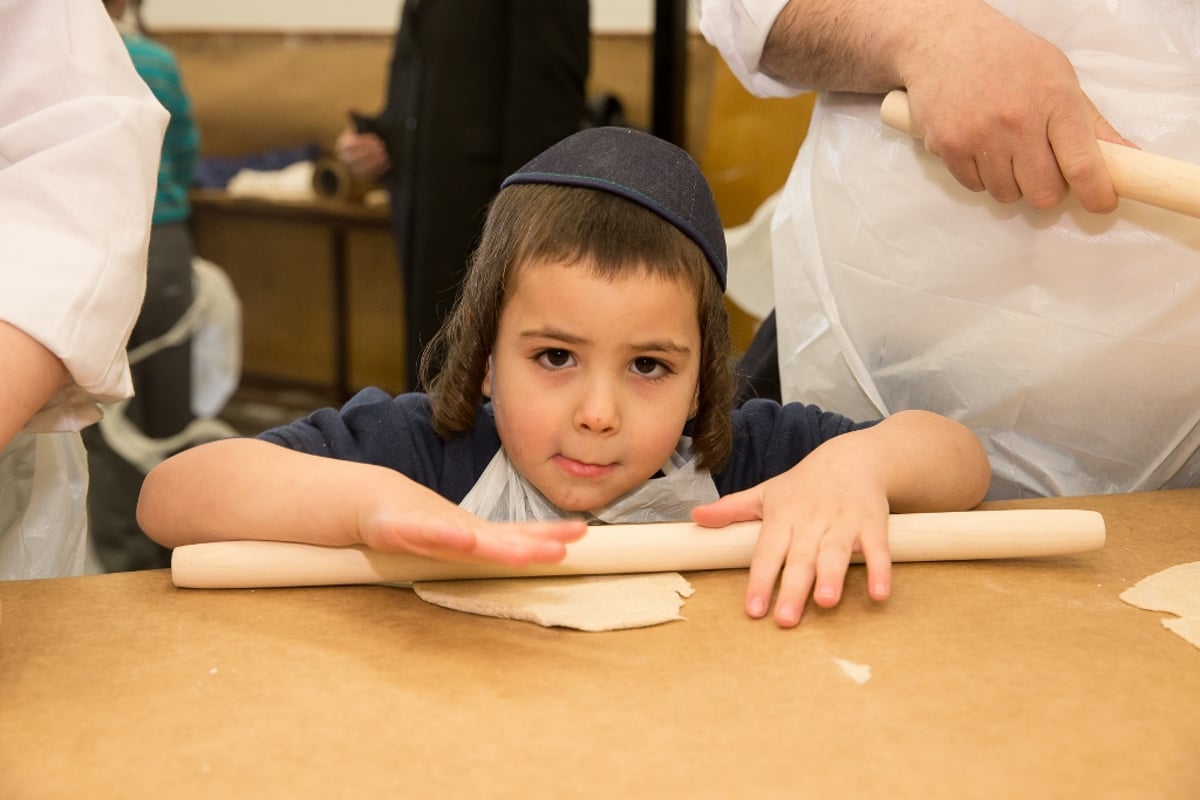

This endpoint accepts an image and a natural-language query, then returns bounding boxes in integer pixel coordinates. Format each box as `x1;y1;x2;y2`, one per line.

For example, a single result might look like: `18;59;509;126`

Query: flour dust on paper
413;572;694;632
1119;561;1200;650
833;658;871;684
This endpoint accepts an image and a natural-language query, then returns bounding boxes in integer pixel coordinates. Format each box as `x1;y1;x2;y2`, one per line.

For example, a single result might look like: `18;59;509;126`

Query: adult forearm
760;0;1008;92
0;322;68;451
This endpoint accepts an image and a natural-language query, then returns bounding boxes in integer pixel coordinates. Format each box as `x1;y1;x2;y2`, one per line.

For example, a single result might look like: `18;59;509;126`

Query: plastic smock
0;0;168;578
96;257;242;477
460;438;720;523
700;0;1200;498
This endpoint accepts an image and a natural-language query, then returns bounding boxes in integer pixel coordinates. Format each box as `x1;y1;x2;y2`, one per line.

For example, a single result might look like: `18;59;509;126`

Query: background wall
143;0;810;394
140;0;693;33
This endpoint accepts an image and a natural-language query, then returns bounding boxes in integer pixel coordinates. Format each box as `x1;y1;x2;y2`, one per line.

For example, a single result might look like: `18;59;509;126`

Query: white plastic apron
774;0;1200;498
97;256;241;475
460;437;720;523
0;430;89;580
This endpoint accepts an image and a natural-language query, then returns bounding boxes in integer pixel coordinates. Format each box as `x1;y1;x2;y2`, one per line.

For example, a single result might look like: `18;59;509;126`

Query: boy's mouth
552;454;615;479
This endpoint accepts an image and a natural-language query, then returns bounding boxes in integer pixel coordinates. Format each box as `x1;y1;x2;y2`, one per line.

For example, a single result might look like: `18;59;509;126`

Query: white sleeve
694;0;803;98
0;0;168;425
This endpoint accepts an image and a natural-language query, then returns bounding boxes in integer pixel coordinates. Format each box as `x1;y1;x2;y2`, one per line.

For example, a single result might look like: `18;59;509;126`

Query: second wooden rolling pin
879;89;1200;220
170;509;1105;589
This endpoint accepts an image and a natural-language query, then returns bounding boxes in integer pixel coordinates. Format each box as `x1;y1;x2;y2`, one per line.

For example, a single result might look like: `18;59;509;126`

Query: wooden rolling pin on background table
880;89;1200;220
170;509;1105;588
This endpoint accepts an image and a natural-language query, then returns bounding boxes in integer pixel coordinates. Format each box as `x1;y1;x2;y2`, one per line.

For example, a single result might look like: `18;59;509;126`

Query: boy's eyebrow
630;340;692;355
519;326;587;345
519;327;692;354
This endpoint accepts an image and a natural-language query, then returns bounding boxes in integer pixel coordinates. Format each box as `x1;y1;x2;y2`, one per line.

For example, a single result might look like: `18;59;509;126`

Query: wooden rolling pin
170;509;1105;589
880;89;1200;220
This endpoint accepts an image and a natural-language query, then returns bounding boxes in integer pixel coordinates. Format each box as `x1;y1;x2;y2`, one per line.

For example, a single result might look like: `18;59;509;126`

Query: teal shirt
122;32;199;225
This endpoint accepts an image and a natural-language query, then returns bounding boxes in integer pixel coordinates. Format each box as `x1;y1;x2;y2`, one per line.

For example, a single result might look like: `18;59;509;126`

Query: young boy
138;127;991;627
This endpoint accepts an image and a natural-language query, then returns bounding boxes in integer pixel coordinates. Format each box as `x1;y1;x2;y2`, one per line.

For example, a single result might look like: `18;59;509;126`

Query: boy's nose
574;377;620;434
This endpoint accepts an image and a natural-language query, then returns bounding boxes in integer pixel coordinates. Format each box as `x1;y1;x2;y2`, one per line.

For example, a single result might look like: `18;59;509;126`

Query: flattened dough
1119;561;1200;650
413;573;694;632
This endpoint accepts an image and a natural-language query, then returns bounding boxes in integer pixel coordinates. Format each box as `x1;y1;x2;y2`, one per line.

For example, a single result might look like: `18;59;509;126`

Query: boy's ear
481;356;493;399
689;383;700;417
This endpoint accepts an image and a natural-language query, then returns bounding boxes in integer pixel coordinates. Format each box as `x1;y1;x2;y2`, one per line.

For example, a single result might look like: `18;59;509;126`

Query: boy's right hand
357;483;587;568
138;439;589;559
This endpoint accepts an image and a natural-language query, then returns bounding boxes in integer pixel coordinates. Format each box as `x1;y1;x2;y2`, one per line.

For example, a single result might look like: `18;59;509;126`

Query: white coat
0;0;167;578
700;0;1200;498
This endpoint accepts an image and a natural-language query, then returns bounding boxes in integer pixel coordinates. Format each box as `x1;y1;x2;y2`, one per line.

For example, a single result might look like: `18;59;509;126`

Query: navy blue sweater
259;389;876;503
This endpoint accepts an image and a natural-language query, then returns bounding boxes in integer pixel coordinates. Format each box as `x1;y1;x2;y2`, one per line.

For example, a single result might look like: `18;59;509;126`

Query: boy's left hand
691;442;892;628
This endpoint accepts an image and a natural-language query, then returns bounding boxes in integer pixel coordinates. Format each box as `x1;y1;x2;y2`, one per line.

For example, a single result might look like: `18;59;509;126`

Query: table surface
3;491;1198;799
191;188;390;225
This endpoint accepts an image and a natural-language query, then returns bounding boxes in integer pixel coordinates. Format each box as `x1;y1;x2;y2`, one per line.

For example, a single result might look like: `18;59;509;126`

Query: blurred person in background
0;0;166;579
335;0;590;389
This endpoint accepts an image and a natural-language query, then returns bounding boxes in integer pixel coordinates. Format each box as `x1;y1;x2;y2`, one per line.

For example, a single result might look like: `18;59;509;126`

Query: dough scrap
1119;561;1200;650
413;572;694;632
1163;616;1200;645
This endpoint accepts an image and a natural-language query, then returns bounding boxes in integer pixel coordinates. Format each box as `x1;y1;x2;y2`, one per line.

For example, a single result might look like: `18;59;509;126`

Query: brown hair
419;183;735;471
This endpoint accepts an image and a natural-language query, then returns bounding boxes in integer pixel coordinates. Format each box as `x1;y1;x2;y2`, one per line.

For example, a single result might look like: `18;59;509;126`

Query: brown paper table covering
2;490;1198;798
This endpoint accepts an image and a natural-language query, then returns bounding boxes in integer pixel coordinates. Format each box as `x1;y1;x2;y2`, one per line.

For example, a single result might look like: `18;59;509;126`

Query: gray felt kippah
500;126;728;291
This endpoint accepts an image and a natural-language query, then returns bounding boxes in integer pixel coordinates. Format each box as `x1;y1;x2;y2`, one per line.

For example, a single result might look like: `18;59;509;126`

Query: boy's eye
536;349;574;369
631;357;668;377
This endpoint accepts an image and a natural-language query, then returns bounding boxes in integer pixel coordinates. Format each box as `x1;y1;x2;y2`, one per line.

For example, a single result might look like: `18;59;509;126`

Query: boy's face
484;259;702;513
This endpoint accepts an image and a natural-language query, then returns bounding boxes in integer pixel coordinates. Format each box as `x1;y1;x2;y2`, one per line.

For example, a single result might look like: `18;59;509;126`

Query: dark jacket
374;0;590;387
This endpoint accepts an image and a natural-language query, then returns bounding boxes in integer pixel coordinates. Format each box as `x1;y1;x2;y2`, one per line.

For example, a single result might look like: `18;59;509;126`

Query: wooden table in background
2;491;1198;798
190;189;407;398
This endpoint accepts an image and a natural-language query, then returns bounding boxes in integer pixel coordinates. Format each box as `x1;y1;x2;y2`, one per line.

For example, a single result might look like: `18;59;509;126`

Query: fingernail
748;597;766;618
777;604;799;626
817;585;836;601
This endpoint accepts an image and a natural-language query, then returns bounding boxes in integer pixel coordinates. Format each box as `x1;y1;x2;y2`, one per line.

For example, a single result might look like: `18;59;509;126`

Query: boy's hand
691;435;892;628
357;481;587;568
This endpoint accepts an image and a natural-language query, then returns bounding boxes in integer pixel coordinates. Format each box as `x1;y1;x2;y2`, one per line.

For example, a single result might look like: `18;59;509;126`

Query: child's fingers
470;520;586;566
525;519;589;543
465;535;565;567
377;520;479;562
859;526;893;601
771;547;818;628
691;488;761;528
812;531;854;609
743;519;791;620
421;531;557;568
369;516;582;567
